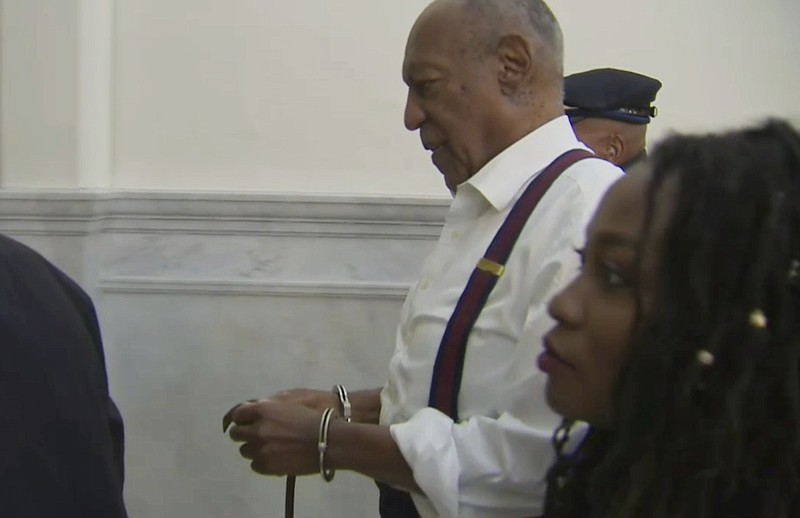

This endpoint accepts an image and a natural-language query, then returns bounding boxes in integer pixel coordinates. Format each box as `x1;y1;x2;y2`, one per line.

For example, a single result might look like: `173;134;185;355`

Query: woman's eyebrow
586;230;641;250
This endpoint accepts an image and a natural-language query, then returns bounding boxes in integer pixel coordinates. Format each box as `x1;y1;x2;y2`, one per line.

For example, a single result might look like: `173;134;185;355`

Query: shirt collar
464;115;589;211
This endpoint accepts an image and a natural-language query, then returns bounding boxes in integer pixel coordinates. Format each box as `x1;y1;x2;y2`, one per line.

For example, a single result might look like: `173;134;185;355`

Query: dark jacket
0;234;128;517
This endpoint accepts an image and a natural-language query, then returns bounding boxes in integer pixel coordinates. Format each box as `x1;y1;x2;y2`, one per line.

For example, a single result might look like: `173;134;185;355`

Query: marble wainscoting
0;190;448;518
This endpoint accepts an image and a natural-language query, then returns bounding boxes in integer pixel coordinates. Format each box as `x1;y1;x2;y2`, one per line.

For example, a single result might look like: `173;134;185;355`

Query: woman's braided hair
544;119;800;518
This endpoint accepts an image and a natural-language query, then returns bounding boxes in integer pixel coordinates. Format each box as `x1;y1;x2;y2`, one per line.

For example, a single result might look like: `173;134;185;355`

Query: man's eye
415;80;437;97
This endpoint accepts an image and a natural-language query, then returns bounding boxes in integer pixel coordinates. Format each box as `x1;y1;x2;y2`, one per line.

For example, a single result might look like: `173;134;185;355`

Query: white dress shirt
380;116;623;517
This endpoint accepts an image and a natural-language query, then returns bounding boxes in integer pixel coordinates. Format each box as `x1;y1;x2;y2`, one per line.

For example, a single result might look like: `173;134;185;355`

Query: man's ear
496;34;533;95
606;134;625;165
590;133;623;164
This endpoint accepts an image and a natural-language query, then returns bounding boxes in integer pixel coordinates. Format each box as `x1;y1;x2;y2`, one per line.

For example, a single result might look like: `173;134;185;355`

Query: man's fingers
239;442;257;460
228;423;255;442
222;404;240;433
270;390;294;401
236;438;281;476
222;399;267;433
251;459;273;476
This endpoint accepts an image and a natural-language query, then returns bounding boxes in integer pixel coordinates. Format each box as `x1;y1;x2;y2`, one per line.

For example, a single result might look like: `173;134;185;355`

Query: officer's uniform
564;68;662;170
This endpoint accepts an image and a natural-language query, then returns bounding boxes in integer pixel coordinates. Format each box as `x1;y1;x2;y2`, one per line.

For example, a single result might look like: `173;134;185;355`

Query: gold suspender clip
476;258;505;277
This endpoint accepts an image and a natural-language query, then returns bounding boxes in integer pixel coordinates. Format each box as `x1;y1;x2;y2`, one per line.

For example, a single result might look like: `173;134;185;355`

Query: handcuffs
222;385;352;518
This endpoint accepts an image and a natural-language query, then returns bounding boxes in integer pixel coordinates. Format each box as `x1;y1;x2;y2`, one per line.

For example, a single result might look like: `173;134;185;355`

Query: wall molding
97;276;412;299
0;189;443;291
0;189;449;238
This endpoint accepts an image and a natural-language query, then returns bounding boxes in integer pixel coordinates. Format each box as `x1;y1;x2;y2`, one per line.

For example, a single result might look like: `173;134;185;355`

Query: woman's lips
537;337;576;374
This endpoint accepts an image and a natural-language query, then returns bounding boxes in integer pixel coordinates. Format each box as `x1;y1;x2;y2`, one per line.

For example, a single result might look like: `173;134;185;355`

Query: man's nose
404;90;424;131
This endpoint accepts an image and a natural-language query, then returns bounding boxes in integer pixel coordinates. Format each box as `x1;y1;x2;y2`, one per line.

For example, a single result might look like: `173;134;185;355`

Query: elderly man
0;234;128;517
226;1;622;516
564;68;662;171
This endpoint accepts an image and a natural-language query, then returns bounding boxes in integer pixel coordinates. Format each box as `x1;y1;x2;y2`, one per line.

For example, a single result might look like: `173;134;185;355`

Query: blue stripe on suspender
427;149;595;421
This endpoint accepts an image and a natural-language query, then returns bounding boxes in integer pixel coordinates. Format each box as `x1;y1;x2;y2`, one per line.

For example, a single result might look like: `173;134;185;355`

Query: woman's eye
601;266;627;287
599;262;631;290
576;247;632;290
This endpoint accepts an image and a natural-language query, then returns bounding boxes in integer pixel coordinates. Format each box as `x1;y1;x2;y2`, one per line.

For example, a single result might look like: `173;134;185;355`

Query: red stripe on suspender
428;149;595;420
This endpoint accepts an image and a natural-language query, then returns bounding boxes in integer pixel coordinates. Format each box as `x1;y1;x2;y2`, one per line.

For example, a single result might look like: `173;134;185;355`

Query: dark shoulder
0;233;93;304
0;233;98;337
0;233;50;267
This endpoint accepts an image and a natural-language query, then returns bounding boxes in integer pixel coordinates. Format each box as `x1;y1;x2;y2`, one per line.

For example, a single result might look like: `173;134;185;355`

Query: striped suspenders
377;149;593;518
427;149;594;420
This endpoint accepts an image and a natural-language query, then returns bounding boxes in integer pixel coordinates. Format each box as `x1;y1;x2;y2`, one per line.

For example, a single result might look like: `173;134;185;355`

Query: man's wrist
349;388;383;424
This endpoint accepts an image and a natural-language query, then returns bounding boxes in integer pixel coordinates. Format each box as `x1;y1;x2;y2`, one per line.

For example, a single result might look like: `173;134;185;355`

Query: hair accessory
318;408;336;482
789;259;800;286
696;349;715;367
749;309;768;329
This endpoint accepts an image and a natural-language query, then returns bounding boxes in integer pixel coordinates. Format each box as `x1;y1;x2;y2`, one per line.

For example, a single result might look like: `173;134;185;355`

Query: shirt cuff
390;407;460;518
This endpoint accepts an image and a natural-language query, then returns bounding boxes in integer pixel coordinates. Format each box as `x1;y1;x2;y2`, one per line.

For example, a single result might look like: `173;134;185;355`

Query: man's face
401;4;507;193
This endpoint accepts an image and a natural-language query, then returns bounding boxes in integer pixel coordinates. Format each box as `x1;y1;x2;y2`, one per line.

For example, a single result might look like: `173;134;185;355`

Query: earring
789;259;799;286
749;309;768;329
696;349;715;367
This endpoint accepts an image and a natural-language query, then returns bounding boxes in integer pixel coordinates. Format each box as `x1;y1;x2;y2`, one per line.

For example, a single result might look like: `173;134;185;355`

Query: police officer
565;68;662;170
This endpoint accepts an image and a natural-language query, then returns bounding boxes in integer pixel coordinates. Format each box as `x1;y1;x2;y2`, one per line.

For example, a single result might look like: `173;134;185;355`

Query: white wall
1;0;80;186
2;0;799;194
112;0;435;194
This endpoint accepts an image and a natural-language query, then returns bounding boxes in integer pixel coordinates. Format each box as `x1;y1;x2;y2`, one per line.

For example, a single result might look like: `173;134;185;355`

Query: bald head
461;0;563;76
412;0;564;105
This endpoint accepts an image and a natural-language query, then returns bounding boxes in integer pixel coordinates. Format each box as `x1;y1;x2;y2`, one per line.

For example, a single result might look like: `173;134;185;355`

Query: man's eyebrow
404;59;446;76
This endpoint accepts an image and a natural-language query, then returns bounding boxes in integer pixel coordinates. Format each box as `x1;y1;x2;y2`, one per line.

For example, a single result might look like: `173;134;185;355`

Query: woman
539;119;800;518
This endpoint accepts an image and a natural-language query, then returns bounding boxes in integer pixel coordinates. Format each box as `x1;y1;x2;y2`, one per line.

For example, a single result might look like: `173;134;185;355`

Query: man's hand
270;388;339;412
221;389;335;433
225;400;321;476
